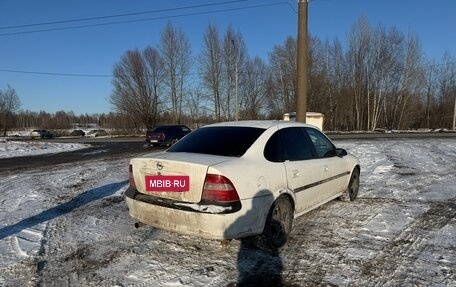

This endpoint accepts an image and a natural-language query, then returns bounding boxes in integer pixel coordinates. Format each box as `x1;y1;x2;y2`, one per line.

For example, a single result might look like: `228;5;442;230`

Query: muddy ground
0;138;454;286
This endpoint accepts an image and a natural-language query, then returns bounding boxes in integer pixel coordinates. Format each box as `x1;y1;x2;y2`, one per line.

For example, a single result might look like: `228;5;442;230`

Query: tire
254;196;293;252
340;167;360;202
165;139;177;147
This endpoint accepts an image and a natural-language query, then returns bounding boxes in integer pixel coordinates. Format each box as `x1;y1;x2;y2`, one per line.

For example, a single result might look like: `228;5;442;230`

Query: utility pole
453;91;456;130
235;43;240;121
296;0;308;123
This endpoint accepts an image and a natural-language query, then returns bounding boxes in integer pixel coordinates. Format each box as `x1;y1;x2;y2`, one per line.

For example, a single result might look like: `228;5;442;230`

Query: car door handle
292;169;300;178
323;166;329;172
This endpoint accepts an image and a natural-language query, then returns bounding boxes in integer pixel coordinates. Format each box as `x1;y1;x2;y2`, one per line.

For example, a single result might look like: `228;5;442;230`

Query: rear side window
149;126;190;134
264;130;283;162
168;126;265;157
264;127;313;162
281;127;313;161
152;127;167;133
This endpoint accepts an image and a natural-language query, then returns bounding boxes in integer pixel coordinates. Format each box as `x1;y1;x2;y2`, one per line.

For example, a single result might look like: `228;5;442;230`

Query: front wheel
340;168;360;202
254;196;293;252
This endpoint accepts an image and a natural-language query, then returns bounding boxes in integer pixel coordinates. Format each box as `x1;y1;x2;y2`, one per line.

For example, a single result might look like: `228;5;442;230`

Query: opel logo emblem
156;162;164;170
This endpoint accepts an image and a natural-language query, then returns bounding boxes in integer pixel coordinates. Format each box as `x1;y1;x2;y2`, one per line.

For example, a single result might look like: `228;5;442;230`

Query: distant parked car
146;125;191;147
86;129;108;137
30;129;53;139
70;129;85;137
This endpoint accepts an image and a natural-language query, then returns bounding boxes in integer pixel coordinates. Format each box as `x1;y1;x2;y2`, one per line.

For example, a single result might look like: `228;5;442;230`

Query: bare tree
160;22;191;124
110;46;164;129
347;17;371;130
199;23;223;121
266;36;298;118
325;38;349;130
345;18;425;130
0;85;21;136
187;86;204;128
436;53;456;128
143;46;165;126
422;60;437;128
222;26;245;120
239;56;267;119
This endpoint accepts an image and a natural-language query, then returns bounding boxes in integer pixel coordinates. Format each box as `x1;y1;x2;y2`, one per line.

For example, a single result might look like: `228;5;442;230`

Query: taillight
159;133;165;140
202;174;240;202
129;164;136;188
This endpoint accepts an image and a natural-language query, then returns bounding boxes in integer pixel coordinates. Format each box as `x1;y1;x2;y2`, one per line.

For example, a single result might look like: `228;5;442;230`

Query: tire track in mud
30;167;105;287
278;193;456;286
279;199;389;286
357;198;456;286
2;160;128;286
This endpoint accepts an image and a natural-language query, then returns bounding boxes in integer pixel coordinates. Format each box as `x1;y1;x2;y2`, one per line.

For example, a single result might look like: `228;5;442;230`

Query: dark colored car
70;129;85;136
146;125;191;146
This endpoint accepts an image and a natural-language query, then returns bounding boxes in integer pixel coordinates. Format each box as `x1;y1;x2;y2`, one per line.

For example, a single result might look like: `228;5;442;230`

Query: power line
0;0;249;30
286;1;298;13
0;69;111;78
2;61;455;79
0;1;291;37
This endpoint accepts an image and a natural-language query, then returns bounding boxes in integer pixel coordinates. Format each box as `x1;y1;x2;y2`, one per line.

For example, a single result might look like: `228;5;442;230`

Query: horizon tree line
4;17;456;133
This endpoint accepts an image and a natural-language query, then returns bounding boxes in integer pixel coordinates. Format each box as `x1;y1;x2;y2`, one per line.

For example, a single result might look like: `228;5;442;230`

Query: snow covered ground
0;138;455;286
0;139;89;158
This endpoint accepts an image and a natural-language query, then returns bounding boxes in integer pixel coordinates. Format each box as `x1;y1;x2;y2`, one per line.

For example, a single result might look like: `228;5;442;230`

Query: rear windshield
167;126;265;157
148;127;169;133
148;126;184;133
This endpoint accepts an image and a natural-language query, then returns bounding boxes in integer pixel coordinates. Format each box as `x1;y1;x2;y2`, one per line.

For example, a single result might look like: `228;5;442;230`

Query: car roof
202;120;317;130
155;125;188;128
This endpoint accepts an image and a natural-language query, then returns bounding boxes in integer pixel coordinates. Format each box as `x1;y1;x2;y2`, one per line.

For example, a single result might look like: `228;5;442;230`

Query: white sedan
125;121;360;250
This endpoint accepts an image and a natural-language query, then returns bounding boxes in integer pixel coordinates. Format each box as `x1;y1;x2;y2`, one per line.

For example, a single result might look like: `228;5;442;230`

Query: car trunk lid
130;152;231;203
147;133;165;141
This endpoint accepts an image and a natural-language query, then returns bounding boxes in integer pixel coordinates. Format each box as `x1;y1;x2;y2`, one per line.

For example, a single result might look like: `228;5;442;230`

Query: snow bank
0;139;90;158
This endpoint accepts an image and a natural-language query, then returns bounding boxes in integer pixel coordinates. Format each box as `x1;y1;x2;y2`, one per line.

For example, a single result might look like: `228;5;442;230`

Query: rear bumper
124;187;262;240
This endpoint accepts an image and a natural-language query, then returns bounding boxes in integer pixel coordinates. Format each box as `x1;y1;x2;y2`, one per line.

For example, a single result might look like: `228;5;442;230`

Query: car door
276;127;334;215
304;127;350;197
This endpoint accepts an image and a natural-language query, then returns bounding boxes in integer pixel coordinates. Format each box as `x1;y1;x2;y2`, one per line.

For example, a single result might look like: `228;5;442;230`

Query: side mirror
336;148;347;158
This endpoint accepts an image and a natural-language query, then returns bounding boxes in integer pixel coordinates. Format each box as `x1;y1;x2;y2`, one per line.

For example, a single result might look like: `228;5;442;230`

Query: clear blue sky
0;0;455;115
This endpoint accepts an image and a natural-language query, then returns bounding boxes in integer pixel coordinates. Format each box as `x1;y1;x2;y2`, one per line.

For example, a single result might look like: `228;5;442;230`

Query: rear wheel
167;138;178;147
340;168;360;202
254;196;293;252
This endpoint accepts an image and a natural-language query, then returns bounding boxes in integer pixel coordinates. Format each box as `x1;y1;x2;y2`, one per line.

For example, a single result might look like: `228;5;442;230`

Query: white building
283;112;325;131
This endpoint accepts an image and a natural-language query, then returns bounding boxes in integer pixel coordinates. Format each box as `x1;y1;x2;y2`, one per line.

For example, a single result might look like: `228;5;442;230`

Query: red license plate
145;175;190;192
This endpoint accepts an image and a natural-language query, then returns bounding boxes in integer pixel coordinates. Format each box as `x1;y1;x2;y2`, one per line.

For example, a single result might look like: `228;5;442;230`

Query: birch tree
199;23;223;121
160;22;191;123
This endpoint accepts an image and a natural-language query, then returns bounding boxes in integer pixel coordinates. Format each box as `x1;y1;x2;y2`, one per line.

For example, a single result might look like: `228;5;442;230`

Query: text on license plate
145;175;190;192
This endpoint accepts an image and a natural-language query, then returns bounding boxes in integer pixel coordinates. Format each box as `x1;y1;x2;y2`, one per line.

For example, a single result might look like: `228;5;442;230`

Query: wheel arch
348;164;361;182
277;191;295;214
258;189;295;233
